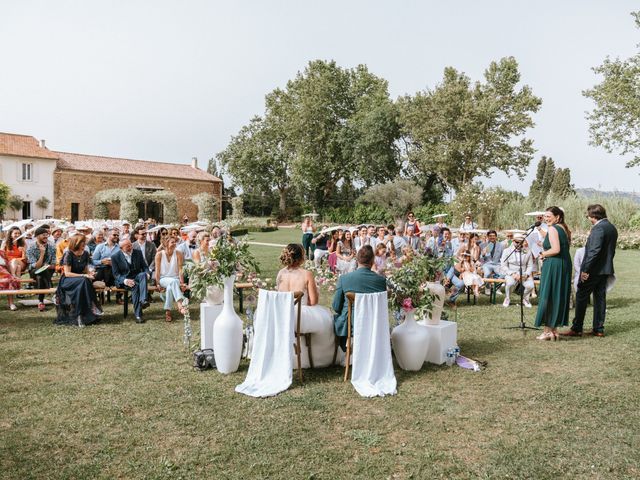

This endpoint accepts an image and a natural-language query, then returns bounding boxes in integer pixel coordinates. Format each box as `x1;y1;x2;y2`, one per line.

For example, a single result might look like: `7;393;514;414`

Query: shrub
230;228;249;237
320;204;391;224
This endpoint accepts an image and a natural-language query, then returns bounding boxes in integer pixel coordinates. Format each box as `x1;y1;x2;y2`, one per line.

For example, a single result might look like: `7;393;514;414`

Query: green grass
1;228;639;479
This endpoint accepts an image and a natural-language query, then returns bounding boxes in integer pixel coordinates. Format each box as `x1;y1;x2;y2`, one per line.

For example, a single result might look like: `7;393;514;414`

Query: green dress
535;225;572;328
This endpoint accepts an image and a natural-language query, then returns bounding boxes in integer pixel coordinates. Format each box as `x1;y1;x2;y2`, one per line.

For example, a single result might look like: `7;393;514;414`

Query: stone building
0;133;58;219
54;152;222;223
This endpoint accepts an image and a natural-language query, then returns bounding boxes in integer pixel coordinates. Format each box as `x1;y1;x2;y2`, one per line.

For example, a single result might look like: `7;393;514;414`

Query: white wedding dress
276;267;338;369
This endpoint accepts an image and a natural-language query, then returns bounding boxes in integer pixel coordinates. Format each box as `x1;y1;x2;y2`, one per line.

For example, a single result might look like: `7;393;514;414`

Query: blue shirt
92;242;120;268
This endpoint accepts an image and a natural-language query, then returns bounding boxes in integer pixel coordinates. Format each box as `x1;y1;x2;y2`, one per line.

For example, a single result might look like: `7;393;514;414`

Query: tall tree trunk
278;188;287;216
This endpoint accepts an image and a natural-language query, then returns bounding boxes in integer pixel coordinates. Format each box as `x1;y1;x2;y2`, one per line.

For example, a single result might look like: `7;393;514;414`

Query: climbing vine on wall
93;188;178;223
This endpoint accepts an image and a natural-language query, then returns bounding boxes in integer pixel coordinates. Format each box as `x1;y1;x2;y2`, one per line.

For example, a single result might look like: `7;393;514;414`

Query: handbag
192;348;215;370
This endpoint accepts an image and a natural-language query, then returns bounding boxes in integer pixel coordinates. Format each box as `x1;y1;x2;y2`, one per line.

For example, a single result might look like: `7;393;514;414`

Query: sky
1;0;639;194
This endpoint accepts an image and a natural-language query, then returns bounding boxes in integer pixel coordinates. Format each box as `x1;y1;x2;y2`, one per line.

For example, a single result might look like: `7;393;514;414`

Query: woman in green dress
535;206;572;340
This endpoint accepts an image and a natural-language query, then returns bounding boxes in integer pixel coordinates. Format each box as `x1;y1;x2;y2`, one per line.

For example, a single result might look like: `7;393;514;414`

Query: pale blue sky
1;0;638;193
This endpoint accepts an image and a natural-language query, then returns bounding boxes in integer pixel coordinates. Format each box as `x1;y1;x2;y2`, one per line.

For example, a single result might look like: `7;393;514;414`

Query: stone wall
53;169;222;222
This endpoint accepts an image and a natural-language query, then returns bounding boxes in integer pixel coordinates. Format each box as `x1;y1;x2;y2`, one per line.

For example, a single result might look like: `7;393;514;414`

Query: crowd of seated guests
307;211;546;307
0;218;235;325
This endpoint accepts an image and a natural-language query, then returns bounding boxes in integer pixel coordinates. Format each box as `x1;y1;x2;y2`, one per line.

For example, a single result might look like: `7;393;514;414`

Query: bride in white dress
276;244;337;368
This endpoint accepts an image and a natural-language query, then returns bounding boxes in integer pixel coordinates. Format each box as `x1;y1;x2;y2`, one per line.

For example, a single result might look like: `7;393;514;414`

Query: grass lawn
1;228;639;479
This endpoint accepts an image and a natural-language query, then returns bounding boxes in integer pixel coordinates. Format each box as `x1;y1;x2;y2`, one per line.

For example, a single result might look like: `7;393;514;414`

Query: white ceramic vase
425;281;446;325
212;275;243;374
204;285;224;305
391;310;430;371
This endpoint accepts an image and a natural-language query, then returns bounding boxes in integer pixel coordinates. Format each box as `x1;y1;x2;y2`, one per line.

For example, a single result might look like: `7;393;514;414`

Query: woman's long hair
5;227;25;250
546;206;572;242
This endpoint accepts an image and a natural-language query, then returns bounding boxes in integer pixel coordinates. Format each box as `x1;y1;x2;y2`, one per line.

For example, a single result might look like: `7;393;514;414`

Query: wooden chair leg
305;333;314;369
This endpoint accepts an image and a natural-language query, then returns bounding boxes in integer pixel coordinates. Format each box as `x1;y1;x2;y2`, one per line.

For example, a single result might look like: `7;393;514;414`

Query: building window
71;203;79;223
21;163;33;181
22;201;31;219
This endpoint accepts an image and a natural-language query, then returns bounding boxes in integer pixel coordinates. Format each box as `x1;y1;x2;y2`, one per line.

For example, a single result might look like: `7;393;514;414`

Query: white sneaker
523;299;532;308
484;287;491;296
502;298;510;308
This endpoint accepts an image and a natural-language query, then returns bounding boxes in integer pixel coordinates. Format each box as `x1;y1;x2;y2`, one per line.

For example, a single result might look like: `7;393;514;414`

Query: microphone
528;221;542;229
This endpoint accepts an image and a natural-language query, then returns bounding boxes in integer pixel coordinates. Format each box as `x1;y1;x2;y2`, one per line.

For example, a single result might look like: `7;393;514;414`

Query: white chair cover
235;290;294;398
351;291;397;397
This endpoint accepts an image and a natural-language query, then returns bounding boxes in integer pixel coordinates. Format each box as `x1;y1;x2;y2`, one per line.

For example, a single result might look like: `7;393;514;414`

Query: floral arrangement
304;260;338;292
386;253;450;319
185;235;260;300
182;298;193;350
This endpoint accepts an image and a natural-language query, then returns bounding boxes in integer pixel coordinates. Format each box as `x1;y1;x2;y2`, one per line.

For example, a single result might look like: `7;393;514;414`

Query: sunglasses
161;232;168;236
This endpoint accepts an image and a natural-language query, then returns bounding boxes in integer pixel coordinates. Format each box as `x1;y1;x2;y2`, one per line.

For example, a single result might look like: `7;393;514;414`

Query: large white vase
391;310;430;371
425;282;446;325
213;275;243;374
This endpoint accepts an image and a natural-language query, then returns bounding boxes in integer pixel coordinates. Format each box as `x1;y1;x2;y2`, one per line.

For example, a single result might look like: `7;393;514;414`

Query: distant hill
577;188;640;204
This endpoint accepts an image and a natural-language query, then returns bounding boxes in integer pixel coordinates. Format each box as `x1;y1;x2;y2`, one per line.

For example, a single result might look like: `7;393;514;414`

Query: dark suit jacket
332;266;387;338
133;241;157;272
581;219;618;276
111;249;149;287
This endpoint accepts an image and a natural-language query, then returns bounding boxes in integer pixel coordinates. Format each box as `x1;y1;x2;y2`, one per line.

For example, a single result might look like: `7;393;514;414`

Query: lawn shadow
608;296;640;309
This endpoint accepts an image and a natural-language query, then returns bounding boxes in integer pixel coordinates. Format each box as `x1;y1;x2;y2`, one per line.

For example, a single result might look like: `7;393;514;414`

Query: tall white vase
425;282;446;325
204;285;224;305
391;310;430;371
213;275;243;374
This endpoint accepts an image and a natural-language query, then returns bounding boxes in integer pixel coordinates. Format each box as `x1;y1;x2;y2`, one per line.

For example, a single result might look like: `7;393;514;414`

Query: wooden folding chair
292;291;306;383
343;292;356;382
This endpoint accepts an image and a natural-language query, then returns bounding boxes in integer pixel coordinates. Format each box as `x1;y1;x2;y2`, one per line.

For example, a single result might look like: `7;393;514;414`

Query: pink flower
402;297;414;312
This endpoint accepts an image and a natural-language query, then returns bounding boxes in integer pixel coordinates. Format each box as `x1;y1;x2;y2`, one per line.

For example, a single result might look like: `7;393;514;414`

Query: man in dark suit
561;204;618;337
332;245;387;350
111;239;150;323
132;224;157;276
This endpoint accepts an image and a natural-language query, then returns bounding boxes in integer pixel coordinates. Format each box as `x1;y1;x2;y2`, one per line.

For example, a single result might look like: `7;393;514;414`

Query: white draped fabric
235;290;294;398
351;292;397;397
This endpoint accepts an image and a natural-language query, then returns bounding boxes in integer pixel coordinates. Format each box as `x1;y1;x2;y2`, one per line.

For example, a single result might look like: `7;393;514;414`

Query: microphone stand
504;223;540;331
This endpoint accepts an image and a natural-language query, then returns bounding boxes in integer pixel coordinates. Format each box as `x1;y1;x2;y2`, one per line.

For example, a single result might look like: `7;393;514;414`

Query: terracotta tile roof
0;132;59;159
55;151;222;183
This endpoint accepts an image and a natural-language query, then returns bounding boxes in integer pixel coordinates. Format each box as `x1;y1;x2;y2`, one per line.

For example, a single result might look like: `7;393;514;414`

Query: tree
584;11;640;168
529;157;574;204
399;57;542;196
0;182;10;219
549;168;575;199
35;196;51;219
265;60;401;209
8;195;23;220
207;157;220;178
217;115;294;215
358;179;423;222
528;156;548;202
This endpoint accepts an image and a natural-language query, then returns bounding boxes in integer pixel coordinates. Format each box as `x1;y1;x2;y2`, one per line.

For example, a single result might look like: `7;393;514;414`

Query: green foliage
8;195;23;217
34;196;51;218
93;188;178;223
231;197;244;222
358;178;423;220
529;157;575;205
584;11;640;168
399;57;542;194
191;193;218;222
630;210;640;230
0;182;10;216
230;228;249;236
185;236;259;299
264;60;400;209
449;183;524;228
412;204;449;225
320;203;391;224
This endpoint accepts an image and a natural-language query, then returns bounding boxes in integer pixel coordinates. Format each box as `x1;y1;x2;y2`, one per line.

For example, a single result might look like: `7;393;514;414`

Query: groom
561;204;618;337
332;245;387;350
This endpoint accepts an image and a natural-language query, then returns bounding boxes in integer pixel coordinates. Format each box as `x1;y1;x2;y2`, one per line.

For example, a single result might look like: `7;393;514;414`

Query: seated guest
0;249;20;311
481;230;504;280
369;226;387;251
120;221;132;241
49;226;63;246
209;226;222;247
2;226;27;281
336;230;357;274
191;231;211;263
424;226;442;256
55;234;103;326
311;229;330;268
92;228;121;295
132;224;157;277
353;226;369;252
332;246;387;351
327;230;341;273
500;233;534;308
460;251;484;299
277;243;335;367
26;227;57;312
153;227;168;249
176;230;198;261
87;230;105;255
23;224;36;250
390;224;408;259
372;243;388;276
467;232;482;263
112;239;150;323
154;236;187;322
502;231;515;249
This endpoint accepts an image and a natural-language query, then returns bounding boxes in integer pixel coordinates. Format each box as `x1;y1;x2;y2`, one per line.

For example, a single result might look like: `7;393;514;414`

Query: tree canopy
398;57;542;196
0;182;10;218
584;11;640;169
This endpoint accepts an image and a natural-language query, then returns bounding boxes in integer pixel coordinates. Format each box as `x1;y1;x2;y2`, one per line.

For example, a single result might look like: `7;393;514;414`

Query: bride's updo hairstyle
280;243;305;268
